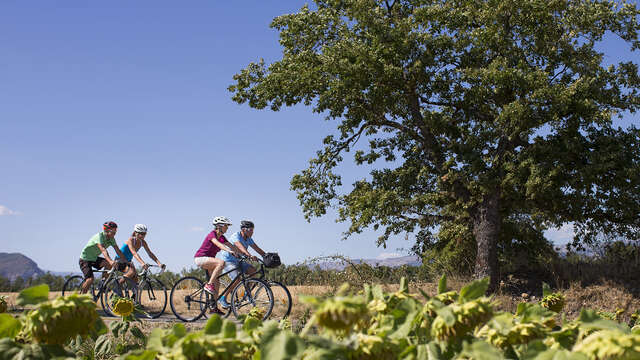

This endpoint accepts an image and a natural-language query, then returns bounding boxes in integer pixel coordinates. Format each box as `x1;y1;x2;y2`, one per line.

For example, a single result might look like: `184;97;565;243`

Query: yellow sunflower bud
539;293;565;313
432;298;493;341
248;306;266;320
573;330;640;359
112;297;135;317
314;296;369;334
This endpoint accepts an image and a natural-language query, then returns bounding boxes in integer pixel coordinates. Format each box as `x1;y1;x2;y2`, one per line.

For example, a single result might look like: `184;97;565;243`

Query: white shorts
194;256;216;267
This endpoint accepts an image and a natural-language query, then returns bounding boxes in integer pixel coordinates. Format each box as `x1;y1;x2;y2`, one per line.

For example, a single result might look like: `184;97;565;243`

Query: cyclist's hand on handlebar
143;263;150;270
250;255;258;262
160;263;166;271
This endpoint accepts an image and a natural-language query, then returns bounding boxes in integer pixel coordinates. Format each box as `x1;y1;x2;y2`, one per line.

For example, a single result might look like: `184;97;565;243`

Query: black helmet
240;220;254;229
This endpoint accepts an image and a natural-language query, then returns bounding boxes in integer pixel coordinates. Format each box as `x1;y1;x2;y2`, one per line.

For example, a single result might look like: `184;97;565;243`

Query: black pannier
263;252;281;268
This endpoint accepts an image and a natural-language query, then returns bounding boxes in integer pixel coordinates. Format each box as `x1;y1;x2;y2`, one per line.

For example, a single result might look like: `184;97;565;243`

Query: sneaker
218;295;230;309
209;306;225;315
204;283;216;295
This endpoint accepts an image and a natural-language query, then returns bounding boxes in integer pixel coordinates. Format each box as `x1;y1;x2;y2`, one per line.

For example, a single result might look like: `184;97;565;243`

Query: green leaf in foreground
459;277;489;301
0;314;21;338
16;284;49;306
438;274;447;295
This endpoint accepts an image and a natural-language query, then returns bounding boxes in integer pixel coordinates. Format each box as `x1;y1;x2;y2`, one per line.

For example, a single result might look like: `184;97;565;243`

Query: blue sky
0;1;638;272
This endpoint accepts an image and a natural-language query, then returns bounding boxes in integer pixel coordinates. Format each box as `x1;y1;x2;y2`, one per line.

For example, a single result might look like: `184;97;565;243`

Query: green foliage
7;280;640;359
230;0;640;284
16;284;49;306
0;284;105;359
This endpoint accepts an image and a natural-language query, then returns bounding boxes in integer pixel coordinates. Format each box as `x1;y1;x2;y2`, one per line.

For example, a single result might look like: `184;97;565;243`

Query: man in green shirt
79;221;128;294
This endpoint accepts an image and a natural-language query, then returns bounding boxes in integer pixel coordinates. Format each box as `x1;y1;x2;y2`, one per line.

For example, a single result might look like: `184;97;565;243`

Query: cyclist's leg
81;257;108;293
227;262;254;293
195;257;224;298
220;258;240;296
123;262;137;282
79;258;95;294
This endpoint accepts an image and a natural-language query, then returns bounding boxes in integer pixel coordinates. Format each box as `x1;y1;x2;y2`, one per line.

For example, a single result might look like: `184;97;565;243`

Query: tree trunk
473;191;500;292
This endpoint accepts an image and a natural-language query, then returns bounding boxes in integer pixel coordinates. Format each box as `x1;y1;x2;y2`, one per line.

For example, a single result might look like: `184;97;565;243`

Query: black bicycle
62;264;137;317
132;264;167;319
169;256;274;322
219;257;292;320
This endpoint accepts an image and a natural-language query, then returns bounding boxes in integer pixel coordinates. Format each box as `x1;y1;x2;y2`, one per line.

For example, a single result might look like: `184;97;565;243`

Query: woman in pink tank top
193;216;241;314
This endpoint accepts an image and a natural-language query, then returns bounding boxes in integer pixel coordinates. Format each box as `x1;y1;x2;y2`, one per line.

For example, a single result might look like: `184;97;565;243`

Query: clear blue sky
1;1;638;272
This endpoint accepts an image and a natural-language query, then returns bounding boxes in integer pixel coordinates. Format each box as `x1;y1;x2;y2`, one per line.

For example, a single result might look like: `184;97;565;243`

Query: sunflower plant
93;294;147;357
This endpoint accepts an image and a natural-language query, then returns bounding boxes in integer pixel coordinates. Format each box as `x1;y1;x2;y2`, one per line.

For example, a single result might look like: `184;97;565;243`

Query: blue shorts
222;257;251;279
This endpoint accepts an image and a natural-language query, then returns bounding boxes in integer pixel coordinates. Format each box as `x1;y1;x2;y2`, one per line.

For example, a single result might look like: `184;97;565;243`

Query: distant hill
0;252;45;280
307;255;422;270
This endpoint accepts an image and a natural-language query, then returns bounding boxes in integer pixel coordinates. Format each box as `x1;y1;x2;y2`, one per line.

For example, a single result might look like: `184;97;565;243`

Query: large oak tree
230;0;640;288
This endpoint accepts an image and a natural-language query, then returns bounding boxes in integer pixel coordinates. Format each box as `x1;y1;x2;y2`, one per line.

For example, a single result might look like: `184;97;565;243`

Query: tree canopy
230;0;640;287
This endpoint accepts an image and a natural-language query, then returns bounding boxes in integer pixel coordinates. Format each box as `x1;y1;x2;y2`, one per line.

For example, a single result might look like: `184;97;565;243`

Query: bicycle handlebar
138;264;165;276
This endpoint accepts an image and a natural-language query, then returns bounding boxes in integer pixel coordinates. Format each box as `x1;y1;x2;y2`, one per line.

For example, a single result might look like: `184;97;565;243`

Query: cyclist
194;216;242;314
217;220;267;309
78;221;128;294
115;224;166;283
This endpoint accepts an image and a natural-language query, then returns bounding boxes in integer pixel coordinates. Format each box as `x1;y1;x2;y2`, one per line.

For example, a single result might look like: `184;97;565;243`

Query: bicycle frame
135;265;163;302
89;267;119;302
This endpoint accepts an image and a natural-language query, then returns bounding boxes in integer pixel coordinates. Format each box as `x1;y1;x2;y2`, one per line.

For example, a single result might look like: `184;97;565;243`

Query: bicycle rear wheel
101;276;138;317
268;280;292;320
138;278;167;319
230;278;273;320
62;275;95;298
170;276;207;322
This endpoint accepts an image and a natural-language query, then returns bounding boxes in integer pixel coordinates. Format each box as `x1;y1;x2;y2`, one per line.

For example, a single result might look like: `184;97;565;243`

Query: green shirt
80;232;117;261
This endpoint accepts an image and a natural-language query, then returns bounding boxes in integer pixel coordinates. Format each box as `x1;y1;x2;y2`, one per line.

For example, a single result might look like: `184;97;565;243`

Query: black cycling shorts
116;262;129;272
79;257;107;279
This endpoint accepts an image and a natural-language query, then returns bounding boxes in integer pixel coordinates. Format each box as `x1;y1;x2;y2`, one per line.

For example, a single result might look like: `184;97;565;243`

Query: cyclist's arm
249;243;266;258
96;243;114;264
141;240;163;267
112;243;128;262
127;237;147;267
210;238;240;256
234;241;252;257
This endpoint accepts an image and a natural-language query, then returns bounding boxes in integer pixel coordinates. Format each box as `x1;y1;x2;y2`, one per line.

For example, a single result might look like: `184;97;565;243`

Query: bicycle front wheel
230;278;273;320
62;275;97;300
170;276;207;322
268;280;292;320
101;277;138;317
138;278;167;319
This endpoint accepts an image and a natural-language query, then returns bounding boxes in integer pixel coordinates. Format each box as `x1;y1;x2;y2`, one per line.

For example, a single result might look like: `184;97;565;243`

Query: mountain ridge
0;252;45;280
304;254;422;270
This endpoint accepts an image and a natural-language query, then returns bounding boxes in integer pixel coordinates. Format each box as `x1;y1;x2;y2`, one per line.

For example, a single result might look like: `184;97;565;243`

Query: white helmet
134;224;148;233
212;216;232;226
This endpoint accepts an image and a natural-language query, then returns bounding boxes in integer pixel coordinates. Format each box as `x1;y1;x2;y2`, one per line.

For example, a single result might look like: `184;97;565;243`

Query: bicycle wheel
62;275;95;298
101;276;138;317
230;278;273;320
268;280;292;320
138;278;167;319
170;276;207;322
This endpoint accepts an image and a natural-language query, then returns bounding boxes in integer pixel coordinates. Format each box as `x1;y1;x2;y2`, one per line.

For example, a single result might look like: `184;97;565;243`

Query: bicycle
219;257;292;320
169;256;274;322
62;263;137;317
131;264;168;319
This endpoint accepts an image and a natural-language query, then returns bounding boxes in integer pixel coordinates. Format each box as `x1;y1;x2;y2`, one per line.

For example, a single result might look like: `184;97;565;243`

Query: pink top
194;231;227;258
